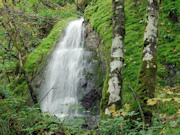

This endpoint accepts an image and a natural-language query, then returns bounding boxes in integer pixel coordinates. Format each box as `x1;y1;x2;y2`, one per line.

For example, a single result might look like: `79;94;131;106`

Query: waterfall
38;18;85;117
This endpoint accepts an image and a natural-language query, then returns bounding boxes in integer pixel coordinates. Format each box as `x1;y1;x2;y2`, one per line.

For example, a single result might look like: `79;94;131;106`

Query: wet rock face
34;77;42;88
81;86;102;110
85;30;100;50
80;23;105;114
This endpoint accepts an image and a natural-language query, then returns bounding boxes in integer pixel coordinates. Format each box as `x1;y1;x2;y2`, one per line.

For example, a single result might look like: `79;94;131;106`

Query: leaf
162;98;172;102
160;128;167;134
169;121;177;127
121;111;128;117
167;91;173;95
124;103;130;111
175;93;180;96
113;111;120;117
147;99;157;105
177;109;180;115
173;97;180;103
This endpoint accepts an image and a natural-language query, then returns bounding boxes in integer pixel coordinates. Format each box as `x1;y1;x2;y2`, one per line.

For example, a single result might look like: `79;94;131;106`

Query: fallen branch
39;87;58;103
39;0;62;10
128;86;145;130
0;44;19;59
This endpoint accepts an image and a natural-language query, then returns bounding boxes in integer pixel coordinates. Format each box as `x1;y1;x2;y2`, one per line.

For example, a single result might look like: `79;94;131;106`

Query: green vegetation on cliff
11;17;78;100
1;0;180;134
0;0;80;99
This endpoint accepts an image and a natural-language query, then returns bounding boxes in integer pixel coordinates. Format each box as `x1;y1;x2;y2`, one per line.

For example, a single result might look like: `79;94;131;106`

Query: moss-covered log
135;0;159;124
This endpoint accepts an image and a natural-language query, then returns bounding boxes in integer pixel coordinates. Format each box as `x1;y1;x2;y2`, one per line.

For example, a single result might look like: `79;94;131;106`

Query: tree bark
101;0;125;116
18;52;38;104
135;0;159;124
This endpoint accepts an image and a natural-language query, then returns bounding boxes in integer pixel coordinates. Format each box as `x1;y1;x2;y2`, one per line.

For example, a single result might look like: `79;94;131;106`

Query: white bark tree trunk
103;0;125;115
135;0;159;124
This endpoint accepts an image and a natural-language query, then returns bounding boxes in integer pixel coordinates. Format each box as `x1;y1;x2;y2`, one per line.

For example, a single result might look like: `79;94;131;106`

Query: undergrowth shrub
0;85;167;135
1;86;179;135
0;84;63;134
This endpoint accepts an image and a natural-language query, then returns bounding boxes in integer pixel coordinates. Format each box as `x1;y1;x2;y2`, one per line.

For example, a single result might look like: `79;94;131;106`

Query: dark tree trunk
135;0;159;124
18;52;38;104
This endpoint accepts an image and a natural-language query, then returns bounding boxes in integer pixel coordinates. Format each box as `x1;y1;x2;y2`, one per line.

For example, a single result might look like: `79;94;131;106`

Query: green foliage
95;56;105;86
172;75;180;86
1;83;180;135
0;97;62;134
168;105;177;115
8;17;78;96
0;0;82;97
0;82;63;134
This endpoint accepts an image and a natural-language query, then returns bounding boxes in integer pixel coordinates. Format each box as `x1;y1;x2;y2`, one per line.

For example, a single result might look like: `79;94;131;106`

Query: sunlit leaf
167;91;173;95
177;109;180;115
147;99;157;105
162;98;172;102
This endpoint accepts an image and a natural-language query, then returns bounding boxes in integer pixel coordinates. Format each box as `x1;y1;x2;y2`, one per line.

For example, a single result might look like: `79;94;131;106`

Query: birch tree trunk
101;0;125;116
136;0;159;124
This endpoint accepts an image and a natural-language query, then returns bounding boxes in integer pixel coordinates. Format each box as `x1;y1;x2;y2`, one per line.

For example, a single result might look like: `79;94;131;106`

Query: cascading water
38;18;85;117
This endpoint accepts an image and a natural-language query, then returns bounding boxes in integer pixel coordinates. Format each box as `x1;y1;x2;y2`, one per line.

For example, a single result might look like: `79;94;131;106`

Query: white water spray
38;18;85;117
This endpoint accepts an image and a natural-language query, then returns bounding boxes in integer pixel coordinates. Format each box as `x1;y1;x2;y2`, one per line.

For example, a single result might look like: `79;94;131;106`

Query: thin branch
38;87;59;103
128;86;145;130
0;44;19;59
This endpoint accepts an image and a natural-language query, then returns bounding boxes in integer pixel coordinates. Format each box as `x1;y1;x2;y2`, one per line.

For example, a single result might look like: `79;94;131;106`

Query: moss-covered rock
81;24;106;114
74;0;88;11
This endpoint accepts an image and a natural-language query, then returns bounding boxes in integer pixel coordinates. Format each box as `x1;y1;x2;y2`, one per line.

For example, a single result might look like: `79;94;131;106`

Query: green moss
167;105;177;115
24;17;78;77
135;52;158;123
158;0;180;73
157;63;169;79
172;75;180;86
95;56;105;86
100;73;110;118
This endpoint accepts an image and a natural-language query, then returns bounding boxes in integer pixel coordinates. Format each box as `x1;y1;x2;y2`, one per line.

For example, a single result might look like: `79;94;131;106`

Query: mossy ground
84;0;180;121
